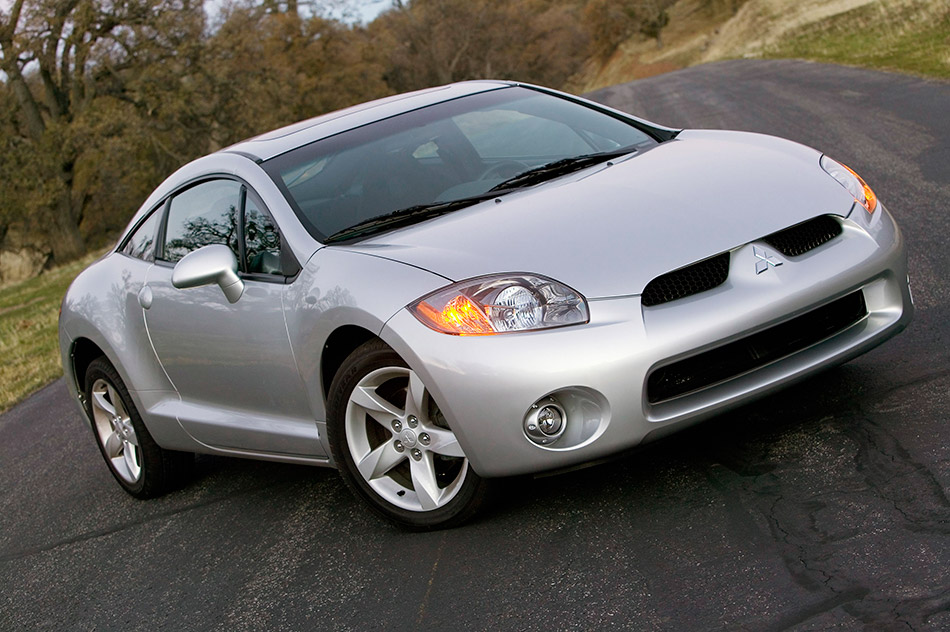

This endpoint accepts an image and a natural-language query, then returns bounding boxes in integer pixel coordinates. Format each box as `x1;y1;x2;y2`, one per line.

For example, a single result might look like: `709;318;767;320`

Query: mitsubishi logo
400;429;418;448
753;246;783;275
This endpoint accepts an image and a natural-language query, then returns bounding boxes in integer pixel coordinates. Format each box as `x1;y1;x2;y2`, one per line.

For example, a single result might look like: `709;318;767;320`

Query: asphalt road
2;60;949;631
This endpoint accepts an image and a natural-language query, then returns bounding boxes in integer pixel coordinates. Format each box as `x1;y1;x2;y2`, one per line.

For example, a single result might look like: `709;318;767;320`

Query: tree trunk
48;194;86;264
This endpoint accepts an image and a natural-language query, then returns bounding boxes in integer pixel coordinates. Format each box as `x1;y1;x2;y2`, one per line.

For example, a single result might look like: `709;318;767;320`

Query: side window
244;196;283;275
162;180;242;263
121;210;159;261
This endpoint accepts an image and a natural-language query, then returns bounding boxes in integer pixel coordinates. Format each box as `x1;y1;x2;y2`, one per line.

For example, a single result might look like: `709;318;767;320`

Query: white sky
332;0;391;24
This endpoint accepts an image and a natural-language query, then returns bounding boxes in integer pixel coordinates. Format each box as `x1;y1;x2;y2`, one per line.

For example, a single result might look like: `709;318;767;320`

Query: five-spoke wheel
90;377;142;484
84;357;192;498
328;340;488;529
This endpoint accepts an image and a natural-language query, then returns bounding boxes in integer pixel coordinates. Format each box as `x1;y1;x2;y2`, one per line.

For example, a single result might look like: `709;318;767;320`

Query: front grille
641;216;842;308
763;215;842;257
641;253;730;307
647;290;868;404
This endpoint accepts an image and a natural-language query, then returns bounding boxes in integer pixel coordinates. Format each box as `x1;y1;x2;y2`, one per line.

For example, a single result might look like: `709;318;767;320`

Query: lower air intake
647;290;868;404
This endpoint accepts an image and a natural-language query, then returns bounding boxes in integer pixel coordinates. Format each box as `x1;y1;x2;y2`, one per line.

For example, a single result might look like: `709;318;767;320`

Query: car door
143;177;323;457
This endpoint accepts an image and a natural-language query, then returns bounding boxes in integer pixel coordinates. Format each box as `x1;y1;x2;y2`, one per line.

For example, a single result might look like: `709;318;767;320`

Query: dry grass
700;0;881;62
760;0;950;79
580;0;950;91
0;250;106;413
573;0;740;92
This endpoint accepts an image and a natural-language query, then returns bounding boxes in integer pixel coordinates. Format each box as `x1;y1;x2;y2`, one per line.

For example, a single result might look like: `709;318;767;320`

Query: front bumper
381;206;912;478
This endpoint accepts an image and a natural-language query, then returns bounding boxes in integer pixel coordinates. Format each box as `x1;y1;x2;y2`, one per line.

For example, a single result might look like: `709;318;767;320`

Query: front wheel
327;340;489;529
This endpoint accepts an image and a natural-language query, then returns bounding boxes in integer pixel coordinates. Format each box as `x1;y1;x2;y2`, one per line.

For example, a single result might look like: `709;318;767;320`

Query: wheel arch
320;325;380;404
70;337;107;393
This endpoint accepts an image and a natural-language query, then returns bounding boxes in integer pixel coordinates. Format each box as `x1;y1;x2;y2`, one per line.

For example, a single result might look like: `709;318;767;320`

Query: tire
327;340;489;530
84;357;193;498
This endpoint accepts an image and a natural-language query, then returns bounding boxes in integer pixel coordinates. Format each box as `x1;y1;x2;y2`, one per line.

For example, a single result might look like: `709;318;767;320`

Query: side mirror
171;244;244;303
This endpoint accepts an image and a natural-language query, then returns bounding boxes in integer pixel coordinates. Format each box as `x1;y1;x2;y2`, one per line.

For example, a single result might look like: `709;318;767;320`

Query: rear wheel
84;357;192;498
327;340;489;529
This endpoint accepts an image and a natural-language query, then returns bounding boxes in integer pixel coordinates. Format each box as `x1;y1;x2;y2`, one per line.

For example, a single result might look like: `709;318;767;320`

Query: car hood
340;129;857;299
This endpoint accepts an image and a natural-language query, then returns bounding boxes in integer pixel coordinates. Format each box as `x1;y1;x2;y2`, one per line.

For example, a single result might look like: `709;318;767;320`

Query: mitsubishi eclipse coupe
59;81;913;528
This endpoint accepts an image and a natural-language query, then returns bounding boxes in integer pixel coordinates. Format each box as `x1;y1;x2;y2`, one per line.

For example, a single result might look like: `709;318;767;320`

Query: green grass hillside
763;1;950;79
577;0;950;92
0;251;104;412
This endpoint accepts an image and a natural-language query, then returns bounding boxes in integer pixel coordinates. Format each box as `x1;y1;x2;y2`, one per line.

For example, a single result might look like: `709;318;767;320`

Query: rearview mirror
171;244;244;303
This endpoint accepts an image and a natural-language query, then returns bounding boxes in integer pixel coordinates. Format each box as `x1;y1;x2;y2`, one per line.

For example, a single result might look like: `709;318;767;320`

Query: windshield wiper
324;146;639;243
488;146;638;192
324;191;503;243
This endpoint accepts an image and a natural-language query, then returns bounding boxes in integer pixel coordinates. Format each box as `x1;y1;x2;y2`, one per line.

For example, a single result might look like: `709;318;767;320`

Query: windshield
262;86;658;242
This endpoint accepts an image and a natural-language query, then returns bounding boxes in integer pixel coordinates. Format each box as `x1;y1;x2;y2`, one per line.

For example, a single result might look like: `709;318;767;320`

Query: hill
574;0;950;92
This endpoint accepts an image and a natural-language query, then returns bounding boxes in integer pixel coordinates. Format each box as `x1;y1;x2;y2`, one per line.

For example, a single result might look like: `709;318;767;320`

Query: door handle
138;285;153;309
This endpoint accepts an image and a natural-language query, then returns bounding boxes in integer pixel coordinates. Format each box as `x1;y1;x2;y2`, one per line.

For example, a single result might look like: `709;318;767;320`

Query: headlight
820;155;877;213
410;274;589;335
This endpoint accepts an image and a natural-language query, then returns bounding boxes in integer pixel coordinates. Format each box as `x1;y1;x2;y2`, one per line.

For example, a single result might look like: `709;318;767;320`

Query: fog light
537;406;563;435
524;398;567;446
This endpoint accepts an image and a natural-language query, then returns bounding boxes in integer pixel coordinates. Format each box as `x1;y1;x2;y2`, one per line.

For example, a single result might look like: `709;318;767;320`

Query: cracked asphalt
2;60;948;630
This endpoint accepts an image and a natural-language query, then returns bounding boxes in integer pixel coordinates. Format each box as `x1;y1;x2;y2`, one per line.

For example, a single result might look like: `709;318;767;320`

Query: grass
582;0;950;93
761;0;950;80
0;250;106;413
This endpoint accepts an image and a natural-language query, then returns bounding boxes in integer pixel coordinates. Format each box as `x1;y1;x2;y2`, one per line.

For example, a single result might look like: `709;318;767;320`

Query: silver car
59;81;913;528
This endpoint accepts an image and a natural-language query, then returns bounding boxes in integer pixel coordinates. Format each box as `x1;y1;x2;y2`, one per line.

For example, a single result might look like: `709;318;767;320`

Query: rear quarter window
121;210;160;262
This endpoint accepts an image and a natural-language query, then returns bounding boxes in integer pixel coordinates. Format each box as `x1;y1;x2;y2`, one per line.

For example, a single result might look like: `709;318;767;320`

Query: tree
201;5;388;149
0;0;206;265
0;0;678;281
374;0;588;92
582;0;675;59
638;0;671;49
